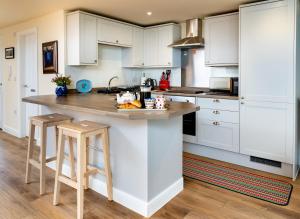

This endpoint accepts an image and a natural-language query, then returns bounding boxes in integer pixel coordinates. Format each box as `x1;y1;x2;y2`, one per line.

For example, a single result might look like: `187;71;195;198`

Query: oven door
166;95;198;144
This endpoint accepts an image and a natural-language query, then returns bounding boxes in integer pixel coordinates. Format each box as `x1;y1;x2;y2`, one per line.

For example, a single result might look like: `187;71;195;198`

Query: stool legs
84;137;89;190
39;126;47;195
102;129;113;201
77;135;85;219
25;121;35;184
53;129;65;205
68;137;76;179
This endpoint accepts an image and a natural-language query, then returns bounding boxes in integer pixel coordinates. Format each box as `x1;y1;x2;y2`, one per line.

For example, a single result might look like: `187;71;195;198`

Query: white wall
0;10;65;136
66;44;182;88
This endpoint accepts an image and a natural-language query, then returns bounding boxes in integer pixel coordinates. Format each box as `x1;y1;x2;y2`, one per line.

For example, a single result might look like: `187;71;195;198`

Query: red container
159;80;170;91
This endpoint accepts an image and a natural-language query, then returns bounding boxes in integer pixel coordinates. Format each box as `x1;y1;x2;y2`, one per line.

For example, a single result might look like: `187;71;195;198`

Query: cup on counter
144;98;155;109
155;95;166;109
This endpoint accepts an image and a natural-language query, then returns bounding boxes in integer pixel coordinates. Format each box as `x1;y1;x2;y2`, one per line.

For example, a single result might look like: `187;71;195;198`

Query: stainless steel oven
166;96;198;144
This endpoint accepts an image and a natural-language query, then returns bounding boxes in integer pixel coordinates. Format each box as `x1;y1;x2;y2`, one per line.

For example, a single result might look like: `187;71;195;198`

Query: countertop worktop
152;89;239;100
22;94;199;120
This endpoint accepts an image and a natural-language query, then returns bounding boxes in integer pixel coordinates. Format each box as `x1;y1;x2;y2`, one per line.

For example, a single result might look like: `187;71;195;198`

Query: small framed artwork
5;47;14;59
42;40;58;74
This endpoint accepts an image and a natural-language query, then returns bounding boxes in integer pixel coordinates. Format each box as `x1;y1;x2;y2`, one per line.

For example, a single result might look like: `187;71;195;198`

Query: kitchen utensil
159;80;170;90
155;96;166;109
144;98;155;109
76;79;92;93
144;78;157;90
140;86;152;108
116;91;136;104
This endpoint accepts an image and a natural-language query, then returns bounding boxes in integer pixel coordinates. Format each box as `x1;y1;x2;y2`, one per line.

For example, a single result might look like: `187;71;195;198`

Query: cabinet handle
116;40;119;43
241;96;245;100
213;121;220;126
168;62;171;65
94;60;97;63
241;101;245;105
30;89;36;92
213;110;220;114
213;99;220;103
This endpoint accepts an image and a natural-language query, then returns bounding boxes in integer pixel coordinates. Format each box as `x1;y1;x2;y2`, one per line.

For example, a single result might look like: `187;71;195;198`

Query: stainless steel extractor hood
169;18;204;48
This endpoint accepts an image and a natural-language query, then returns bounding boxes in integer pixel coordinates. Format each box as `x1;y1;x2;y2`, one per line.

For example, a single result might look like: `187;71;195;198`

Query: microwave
209;77;239;96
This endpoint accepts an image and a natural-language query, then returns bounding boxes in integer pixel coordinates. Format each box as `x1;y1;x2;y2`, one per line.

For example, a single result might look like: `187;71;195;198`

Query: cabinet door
158;26;173;67
240;0;294;103
240;101;294;163
115;22;133;46
132;27;144;66
205;13;238;66
144;28;159;66
97;18;132;47
79;14;97;64
198;119;239;153
97;18;118;44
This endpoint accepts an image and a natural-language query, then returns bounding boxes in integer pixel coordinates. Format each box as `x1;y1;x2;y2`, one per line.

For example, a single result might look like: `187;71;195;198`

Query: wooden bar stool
25;113;74;195
53;120;112;219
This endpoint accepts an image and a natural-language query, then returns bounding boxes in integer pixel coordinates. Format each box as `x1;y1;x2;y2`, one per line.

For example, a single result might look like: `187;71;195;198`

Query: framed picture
5;47;14;59
42;41;58;74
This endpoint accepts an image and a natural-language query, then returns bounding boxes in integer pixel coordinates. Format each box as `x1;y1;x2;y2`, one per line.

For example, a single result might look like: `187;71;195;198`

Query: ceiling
0;0;254;28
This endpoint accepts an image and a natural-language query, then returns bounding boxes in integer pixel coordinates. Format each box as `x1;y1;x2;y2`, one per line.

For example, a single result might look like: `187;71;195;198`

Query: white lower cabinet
240;101;294;163
197;97;240;153
198;119;239;152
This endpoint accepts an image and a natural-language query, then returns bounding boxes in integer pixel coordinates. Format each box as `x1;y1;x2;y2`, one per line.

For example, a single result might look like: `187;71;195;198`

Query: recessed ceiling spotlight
147;11;152;16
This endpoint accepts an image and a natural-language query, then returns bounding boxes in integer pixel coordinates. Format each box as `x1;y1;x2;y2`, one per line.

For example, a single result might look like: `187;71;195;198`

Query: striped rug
183;154;293;206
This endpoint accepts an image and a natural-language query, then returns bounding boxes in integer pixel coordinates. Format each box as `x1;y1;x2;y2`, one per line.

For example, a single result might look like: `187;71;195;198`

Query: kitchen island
22;94;199;217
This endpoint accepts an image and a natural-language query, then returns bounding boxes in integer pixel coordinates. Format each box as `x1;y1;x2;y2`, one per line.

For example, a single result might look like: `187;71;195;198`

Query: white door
80;14;97;64
158;26;173;67
132;27;144;66
240;101;294;163
204;13;238;66
144;28;158;66
198;119;239;153
19;30;38;136
240;0;294;103
0;45;2;129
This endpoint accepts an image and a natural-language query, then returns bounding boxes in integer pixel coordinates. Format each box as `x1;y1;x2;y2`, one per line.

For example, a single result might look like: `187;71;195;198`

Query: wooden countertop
152;89;239;100
22;94;200;120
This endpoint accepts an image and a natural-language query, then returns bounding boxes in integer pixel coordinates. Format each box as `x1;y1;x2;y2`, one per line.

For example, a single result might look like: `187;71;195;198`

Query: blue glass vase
55;85;68;97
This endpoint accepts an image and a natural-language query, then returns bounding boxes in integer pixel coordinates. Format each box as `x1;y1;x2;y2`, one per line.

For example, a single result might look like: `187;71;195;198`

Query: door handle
24;84;29;88
30;89;36;92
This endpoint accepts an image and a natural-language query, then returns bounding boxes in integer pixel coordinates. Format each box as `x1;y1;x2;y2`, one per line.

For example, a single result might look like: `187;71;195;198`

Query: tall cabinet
239;0;299;179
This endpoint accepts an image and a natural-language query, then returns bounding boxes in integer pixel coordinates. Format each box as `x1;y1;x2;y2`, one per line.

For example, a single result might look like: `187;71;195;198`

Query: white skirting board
3;125;21;138
47;162;183;217
184;142;293;178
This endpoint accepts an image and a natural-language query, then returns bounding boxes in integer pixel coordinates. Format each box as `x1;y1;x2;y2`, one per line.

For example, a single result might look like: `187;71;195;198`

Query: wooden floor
1;131;300;219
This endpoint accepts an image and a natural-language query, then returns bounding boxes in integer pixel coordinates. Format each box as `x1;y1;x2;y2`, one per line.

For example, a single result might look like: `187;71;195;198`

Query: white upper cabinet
144;28;159;66
144;24;181;67
240;0;294;103
204;13;239;66
97;18;133;47
66;11;97;65
122;27;144;67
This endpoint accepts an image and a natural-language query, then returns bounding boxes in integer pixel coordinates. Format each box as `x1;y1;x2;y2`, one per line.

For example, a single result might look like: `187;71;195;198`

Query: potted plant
51;74;71;96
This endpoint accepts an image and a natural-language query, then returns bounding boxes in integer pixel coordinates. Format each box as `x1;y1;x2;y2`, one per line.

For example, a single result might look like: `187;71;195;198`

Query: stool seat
58;120;109;135
25;113;74;195
31;113;73;127
53;120;112;219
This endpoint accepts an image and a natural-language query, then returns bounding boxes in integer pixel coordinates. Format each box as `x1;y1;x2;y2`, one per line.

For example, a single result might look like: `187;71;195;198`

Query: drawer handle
213;99;220;103
213;110;220;114
213;121;220;126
